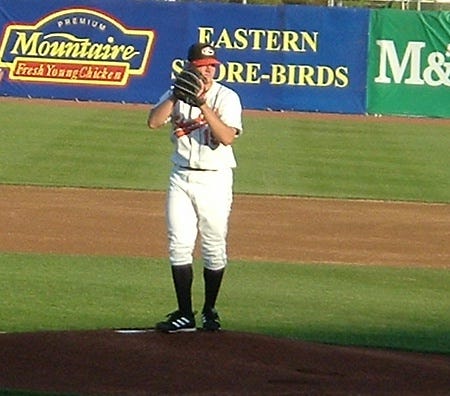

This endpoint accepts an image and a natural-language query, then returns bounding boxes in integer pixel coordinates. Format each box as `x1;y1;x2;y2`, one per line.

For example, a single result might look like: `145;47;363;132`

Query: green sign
368;10;450;118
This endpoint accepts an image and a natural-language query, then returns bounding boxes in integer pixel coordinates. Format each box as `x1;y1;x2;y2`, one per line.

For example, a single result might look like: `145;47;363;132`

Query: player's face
196;63;217;85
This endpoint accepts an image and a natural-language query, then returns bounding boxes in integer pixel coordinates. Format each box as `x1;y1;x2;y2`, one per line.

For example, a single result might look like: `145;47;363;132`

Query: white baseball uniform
155;80;243;270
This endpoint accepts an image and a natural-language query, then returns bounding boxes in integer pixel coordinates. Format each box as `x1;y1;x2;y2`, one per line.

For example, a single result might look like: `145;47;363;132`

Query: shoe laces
167;310;195;322
202;308;219;322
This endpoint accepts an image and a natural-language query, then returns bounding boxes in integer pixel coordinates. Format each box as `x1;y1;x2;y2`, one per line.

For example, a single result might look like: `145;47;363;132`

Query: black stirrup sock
203;267;225;311
171;264;193;315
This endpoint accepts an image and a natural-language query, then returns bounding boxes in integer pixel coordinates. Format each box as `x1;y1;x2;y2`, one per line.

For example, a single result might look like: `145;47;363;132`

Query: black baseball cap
187;43;221;67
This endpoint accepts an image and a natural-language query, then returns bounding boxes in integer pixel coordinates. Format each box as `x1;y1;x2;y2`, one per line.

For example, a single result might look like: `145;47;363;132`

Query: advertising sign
0;0;369;114
368;10;450;118
0;8;155;86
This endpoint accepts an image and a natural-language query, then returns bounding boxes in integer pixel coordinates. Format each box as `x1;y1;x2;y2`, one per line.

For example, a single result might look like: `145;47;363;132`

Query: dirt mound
1;330;449;395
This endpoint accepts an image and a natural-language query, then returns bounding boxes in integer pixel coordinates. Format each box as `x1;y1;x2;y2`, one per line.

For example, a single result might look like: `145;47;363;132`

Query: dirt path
1;185;449;267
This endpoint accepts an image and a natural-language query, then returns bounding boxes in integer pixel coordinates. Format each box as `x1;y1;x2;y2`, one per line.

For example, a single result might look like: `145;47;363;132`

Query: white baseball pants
166;166;233;270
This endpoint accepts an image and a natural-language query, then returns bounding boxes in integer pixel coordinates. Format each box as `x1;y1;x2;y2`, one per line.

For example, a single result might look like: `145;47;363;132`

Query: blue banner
0;0;369;114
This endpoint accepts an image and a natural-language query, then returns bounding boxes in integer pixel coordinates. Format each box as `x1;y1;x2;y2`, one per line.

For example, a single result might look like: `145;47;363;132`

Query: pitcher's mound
1;330;449;395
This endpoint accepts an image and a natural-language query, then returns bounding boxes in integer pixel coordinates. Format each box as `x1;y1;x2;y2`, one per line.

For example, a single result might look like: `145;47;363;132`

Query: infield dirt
0;185;449;267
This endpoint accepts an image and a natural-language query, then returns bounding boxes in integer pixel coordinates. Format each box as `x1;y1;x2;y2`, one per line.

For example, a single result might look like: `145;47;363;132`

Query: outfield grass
237;116;450;202
0;99;449;202
0;101;172;190
1;253;449;354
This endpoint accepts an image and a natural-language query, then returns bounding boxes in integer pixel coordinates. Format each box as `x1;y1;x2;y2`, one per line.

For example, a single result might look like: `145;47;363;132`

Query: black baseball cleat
155;310;196;333
201;308;221;331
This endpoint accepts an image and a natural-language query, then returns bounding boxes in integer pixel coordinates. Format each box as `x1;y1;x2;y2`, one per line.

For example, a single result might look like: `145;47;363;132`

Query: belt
179;166;210;171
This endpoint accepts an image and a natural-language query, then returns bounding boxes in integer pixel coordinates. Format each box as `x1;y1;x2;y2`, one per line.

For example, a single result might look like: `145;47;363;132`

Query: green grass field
1;99;449;354
1;100;449;202
1;252;449;354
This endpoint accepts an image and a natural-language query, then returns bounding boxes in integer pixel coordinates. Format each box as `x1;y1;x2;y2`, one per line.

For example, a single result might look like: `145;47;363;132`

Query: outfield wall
0;0;448;118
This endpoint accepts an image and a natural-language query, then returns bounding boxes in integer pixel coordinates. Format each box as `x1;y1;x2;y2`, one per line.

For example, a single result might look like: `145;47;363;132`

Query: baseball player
147;43;243;332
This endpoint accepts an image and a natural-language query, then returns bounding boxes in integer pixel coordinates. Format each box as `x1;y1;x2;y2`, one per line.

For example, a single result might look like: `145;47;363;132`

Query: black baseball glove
173;67;206;107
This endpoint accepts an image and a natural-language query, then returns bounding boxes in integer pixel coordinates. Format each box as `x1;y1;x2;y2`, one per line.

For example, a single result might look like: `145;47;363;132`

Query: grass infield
1;252;449;354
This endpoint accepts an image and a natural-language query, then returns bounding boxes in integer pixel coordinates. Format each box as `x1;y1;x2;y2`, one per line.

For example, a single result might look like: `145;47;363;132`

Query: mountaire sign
0;8;155;86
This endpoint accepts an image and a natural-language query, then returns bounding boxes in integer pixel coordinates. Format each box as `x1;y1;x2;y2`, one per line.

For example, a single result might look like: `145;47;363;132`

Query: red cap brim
191;58;221;67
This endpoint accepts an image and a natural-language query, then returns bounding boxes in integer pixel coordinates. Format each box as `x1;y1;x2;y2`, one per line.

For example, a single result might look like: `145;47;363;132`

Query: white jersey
156;81;242;170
